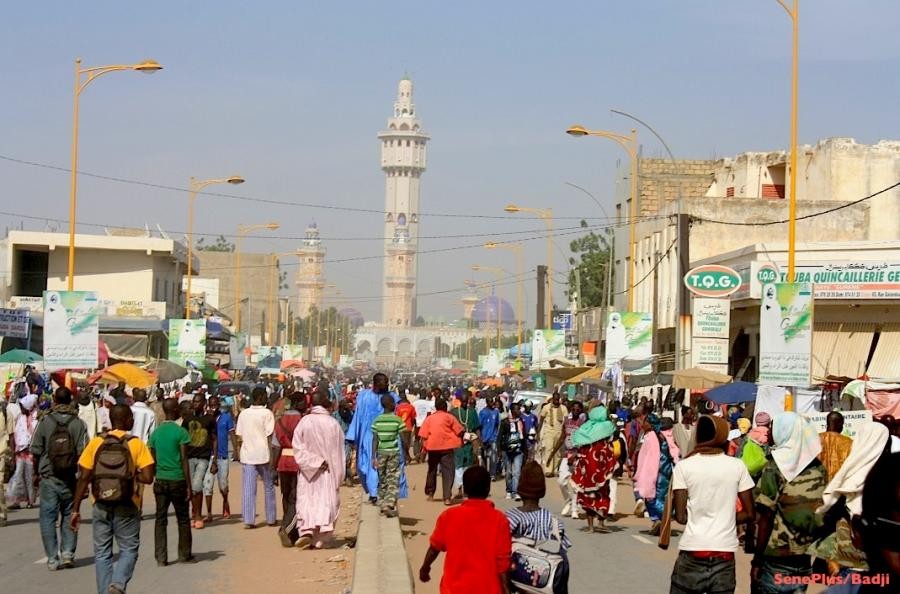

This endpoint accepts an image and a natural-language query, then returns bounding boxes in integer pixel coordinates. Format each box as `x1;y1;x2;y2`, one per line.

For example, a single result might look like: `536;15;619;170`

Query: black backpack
48;416;77;476
91;434;136;505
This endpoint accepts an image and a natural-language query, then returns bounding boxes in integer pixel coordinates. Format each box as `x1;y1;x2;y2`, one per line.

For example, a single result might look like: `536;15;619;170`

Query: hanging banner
604;312;653;375
0;308;30;339
692;298;730;374
759;282;813;386
168;319;207;369
229;332;248;370
43;291;100;370
256;345;283;373
531;329;565;369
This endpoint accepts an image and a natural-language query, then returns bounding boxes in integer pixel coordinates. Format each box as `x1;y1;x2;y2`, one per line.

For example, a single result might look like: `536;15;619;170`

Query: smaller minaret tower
296;222;325;317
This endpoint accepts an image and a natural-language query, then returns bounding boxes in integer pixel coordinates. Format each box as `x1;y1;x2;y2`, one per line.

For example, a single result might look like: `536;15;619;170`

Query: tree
567;220;613;309
196;235;235;252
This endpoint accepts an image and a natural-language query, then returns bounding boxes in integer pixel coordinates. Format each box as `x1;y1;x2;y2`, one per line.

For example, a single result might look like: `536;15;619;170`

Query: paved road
399;463;754;594
0;460;357;594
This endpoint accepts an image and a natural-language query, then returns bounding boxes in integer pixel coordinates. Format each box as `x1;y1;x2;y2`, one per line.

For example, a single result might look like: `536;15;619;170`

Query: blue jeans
670;551;736;594
93;503;141;594
754;556;812;594
504;451;524;495
39;477;77;566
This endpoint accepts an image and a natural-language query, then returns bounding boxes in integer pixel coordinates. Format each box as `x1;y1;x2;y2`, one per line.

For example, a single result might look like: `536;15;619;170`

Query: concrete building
296;222;326;318
0;229;185;318
378;77;429;326
354;324;485;366
195;251;274;342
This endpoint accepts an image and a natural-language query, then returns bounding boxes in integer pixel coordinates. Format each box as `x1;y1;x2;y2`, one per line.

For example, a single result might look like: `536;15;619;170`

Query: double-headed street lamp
185;176;245;318
566;125;638;312
234;222;280;331
67;58;163;290
484;242;524;358
504;204;553;325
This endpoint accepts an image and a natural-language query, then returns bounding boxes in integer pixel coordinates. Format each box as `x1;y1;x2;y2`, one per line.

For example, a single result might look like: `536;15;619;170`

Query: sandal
193;519;204;529
443;499;453;506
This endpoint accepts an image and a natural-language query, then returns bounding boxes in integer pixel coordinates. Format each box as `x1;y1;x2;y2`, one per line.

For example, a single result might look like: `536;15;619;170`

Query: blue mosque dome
471;296;517;325
339;307;365;327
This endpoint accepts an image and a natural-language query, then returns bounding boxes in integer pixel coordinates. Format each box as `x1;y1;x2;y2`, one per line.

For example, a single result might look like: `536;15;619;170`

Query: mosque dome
338;307;365;327
470;296;517;325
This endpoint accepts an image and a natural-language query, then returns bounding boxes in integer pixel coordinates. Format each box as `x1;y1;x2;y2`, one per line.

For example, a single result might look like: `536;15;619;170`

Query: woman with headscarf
810;422;890;577
751;412;827;593
6;393;38;508
569;405;618;533
659;417;681;464
633;413;674;535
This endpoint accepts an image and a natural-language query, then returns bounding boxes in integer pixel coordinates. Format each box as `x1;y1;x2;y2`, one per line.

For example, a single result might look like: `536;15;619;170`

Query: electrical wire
613;237;678;296
693;181;900;226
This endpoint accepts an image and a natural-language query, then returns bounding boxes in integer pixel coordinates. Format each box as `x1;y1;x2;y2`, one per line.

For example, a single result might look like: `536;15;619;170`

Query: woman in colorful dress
450;395;481;499
570;404;617;533
634;413;674;535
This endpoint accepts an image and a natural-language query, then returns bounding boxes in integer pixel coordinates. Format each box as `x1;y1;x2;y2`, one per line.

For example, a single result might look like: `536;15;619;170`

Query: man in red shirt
394;394;416;463
420;466;511;594
418;398;464;505
271;392;305;547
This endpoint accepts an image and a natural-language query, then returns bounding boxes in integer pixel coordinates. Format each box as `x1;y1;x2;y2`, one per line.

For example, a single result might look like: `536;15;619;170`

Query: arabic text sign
747;261;900;300
43;291;100;370
0;308;30;339
758;282;813;386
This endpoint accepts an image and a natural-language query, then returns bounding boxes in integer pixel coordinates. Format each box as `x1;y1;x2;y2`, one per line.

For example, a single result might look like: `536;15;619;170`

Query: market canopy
143;359;188;384
666;367;732;391
565;366;603;384
0;349;42;364
706;381;758;405
89;362;157;389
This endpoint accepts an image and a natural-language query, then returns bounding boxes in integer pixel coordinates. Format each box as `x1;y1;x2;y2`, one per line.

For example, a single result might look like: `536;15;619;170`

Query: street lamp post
504;204;553;325
67;58;162;290
185;176;245;318
484;242;524;359
566;125;638;311
234;222;280;331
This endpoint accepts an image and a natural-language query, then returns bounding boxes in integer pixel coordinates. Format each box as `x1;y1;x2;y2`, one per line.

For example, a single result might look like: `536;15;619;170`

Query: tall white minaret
378;77;429;326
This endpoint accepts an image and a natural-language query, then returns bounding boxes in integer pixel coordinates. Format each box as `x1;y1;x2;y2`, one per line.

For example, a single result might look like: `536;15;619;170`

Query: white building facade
378;77;429;326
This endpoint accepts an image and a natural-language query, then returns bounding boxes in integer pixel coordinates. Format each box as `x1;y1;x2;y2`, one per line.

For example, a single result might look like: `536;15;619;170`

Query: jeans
481;441;498;478
39;477;77;565
505;451;524;495
187;458;210;494
93;503;140;594
202;457;230;496
754;556;812;594
241;463;276;526
279;471;298;543
424;450;454;501
153;479;192;563
7;452;36;506
669;551;736;594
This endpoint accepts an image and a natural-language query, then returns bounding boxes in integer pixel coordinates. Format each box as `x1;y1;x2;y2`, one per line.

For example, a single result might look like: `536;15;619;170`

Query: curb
351;503;415;594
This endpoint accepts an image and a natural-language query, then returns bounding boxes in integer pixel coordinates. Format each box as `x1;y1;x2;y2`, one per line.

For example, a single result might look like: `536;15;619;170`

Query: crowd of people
2;365;899;594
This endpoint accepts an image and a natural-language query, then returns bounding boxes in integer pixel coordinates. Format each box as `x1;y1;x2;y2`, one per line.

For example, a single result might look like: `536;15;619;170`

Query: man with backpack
29;386;88;571
71;405;155;594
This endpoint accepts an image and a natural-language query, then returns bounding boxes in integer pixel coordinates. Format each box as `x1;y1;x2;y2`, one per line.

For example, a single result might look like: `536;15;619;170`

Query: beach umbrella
0;349;42;364
89;363;157;389
706;381;758;405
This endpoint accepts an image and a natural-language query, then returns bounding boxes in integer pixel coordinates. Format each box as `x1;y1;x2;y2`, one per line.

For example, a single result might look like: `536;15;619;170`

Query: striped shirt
371;413;405;452
505;507;571;551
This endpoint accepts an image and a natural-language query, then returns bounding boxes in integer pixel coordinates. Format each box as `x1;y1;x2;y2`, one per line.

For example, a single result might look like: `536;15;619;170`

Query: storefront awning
565;366;603;384
867;324;900;380
812;322;875;380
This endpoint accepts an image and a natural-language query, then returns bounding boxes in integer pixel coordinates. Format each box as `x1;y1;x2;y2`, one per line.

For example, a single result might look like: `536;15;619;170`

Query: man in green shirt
372;394;405;517
148;399;194;566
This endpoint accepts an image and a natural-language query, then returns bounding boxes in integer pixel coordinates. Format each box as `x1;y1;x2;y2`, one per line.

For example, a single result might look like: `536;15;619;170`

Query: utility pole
536;265;547;329
677;214;691;369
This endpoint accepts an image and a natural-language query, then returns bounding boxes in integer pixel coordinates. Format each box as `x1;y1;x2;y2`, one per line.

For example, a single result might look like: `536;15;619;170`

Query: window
726;186;735;197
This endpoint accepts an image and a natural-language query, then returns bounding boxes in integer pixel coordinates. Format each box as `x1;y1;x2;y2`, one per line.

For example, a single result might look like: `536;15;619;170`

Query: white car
513;390;550;410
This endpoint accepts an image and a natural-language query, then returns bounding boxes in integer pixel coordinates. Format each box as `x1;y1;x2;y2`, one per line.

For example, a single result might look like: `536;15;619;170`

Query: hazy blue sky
2;1;899;323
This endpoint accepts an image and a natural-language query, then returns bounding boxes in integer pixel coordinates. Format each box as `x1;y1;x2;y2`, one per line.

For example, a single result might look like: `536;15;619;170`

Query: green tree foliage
196;235;235;252
567;220;613;309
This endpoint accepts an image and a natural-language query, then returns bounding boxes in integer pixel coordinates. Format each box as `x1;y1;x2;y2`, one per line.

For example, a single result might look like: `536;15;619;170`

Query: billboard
758;282;813;386
604;312;653;374
168;319;207;369
551;311;573;330
281;344;304;362
256;345;283;373
531;329;565;369
43;291;100;370
229;332;248;370
736;261;900;301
